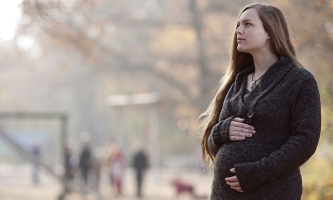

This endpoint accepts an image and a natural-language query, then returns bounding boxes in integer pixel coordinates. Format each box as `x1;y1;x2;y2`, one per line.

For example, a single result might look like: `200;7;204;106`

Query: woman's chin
236;46;247;52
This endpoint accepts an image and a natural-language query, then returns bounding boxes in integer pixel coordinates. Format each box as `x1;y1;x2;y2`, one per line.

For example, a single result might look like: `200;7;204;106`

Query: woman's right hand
229;117;255;141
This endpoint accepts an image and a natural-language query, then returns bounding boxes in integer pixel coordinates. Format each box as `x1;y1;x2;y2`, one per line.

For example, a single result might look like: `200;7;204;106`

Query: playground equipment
0;112;71;199
105;92;161;170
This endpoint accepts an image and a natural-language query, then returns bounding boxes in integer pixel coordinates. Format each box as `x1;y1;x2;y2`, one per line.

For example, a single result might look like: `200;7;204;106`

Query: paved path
0;164;212;200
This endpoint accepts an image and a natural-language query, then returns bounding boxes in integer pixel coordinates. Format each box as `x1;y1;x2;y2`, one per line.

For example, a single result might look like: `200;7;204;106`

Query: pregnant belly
214;138;271;176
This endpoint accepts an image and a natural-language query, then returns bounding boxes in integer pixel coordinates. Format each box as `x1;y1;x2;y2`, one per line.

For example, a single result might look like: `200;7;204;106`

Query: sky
0;0;23;41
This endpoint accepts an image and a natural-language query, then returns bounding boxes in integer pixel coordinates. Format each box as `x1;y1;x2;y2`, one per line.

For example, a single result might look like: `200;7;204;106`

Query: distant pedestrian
132;148;148;198
109;143;124;195
63;139;75;194
64;140;74;182
79;132;92;187
31;143;41;185
91;147;103;194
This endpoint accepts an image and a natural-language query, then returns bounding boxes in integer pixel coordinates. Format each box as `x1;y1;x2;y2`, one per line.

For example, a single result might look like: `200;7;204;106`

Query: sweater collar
235;56;295;108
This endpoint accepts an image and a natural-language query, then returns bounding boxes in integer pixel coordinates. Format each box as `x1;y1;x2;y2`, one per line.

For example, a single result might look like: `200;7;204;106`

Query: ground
0;164;213;200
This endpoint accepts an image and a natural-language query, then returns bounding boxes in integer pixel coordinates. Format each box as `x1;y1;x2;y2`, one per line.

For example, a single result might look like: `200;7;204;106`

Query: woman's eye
246;23;251;26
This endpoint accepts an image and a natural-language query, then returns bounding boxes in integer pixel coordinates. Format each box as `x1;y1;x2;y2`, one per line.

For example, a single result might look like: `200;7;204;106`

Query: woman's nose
236;26;243;34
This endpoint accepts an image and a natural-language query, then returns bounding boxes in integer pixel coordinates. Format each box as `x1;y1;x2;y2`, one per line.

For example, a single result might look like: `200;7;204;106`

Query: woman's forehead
238;8;259;22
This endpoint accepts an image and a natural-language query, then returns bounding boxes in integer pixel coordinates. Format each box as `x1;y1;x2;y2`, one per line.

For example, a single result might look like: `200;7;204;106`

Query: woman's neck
251;53;278;76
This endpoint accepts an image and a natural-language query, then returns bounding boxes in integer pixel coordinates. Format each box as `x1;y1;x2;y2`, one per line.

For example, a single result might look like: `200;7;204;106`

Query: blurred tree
16;0;333;107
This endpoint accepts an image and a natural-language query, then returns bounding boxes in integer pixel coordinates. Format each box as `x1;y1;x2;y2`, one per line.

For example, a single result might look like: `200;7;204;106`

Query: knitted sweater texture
208;57;321;200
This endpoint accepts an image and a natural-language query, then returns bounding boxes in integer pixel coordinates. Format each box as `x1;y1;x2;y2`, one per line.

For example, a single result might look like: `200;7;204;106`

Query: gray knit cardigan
208;57;321;200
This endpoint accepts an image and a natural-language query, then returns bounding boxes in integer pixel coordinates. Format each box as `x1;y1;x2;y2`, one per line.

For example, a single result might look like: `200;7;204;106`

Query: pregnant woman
200;3;321;200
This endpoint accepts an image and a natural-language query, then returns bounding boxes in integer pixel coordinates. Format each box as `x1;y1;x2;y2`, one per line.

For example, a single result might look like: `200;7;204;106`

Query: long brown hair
199;3;302;166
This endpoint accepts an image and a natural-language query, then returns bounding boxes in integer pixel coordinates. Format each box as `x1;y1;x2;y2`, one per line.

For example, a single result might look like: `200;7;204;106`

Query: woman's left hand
225;168;244;192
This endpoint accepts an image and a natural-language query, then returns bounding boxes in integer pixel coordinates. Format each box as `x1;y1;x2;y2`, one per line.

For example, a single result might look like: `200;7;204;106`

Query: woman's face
235;8;270;54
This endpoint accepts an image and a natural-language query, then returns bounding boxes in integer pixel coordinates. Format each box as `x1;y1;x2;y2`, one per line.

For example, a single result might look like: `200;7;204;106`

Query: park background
0;0;332;199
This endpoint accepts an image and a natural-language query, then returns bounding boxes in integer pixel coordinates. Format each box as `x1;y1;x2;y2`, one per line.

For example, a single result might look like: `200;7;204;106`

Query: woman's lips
237;38;245;43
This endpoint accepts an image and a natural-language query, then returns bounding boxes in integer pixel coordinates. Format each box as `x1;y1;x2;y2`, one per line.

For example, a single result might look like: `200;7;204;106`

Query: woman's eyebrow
237;19;253;23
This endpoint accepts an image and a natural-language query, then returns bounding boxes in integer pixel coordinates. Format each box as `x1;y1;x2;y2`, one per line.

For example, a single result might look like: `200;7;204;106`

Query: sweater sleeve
208;116;235;156
234;78;321;192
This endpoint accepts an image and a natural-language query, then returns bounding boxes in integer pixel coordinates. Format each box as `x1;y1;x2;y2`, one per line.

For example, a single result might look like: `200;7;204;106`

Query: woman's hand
229;117;255;141
225;168;244;192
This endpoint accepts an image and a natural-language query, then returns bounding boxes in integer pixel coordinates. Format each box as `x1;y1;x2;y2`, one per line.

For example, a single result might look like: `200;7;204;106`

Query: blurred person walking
132;147;148;198
200;3;321;200
91;147;103;197
79;132;92;188
31;143;42;185
109;143;124;195
62;139;78;196
64;140;75;185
